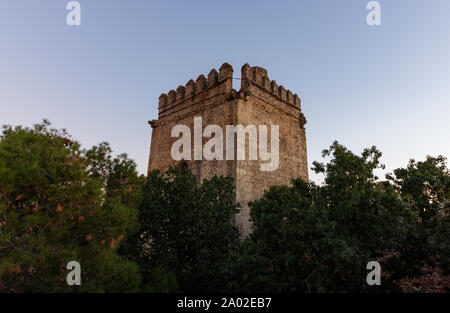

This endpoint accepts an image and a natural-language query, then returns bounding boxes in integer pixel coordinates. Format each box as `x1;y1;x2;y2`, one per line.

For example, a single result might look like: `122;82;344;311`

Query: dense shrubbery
0;121;448;292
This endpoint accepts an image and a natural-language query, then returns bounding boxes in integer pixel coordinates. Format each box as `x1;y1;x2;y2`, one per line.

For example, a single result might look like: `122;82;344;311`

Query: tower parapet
158;63;234;119
240;63;306;128
241;63;302;110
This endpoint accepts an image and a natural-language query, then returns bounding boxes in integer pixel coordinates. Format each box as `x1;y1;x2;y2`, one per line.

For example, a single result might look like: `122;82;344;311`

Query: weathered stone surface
148;63;308;238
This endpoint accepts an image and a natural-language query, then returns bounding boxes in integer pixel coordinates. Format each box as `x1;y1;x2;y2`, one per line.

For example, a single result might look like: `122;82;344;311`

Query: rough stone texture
148;63;308;238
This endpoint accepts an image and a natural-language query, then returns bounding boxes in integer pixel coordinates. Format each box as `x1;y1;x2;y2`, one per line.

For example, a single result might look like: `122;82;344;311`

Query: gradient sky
1;0;449;182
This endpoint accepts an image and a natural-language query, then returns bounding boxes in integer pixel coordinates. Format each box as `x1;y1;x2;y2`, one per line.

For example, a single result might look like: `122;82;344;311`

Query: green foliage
228;180;362;292
312;142;413;263
139;267;179;293
386;156;450;283
0;120;142;292
1;119;448;293
128;165;240;293
85;142;146;210
229;142;447;292
387;156;449;221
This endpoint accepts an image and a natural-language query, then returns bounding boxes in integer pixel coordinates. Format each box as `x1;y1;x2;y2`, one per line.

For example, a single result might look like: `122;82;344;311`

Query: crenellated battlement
158;63;234;116
157;62;302;120
241;63;301;110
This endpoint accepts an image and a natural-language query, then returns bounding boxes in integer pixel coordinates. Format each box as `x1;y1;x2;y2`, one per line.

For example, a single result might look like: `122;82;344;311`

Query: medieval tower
148;63;308;237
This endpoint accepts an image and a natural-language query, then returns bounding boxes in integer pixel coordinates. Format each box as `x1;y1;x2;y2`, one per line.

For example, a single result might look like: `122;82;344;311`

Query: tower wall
234;64;308;237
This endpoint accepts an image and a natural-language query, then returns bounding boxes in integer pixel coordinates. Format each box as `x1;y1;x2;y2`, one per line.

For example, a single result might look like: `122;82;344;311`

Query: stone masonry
148;63;308;237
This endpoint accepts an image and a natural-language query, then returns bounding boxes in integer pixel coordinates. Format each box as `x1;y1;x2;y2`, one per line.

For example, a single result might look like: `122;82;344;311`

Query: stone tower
148;63;308;237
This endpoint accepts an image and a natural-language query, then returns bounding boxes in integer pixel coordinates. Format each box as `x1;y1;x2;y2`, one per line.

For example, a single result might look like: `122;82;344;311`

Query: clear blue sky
1;0;449;182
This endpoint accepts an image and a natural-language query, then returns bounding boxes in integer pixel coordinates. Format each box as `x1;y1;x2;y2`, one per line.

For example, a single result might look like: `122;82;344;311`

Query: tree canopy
227;142;449;292
0;121;142;292
125;165;240;293
1;121;448;293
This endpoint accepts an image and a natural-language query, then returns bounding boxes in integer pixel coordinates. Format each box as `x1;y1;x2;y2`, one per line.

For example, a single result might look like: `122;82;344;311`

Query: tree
84;142;146;211
129;165;240;292
230;142;414;292
312;142;411;257
228;180;361;292
386;156;450;292
0;120;141;292
311;142;416;291
387;156;449;221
